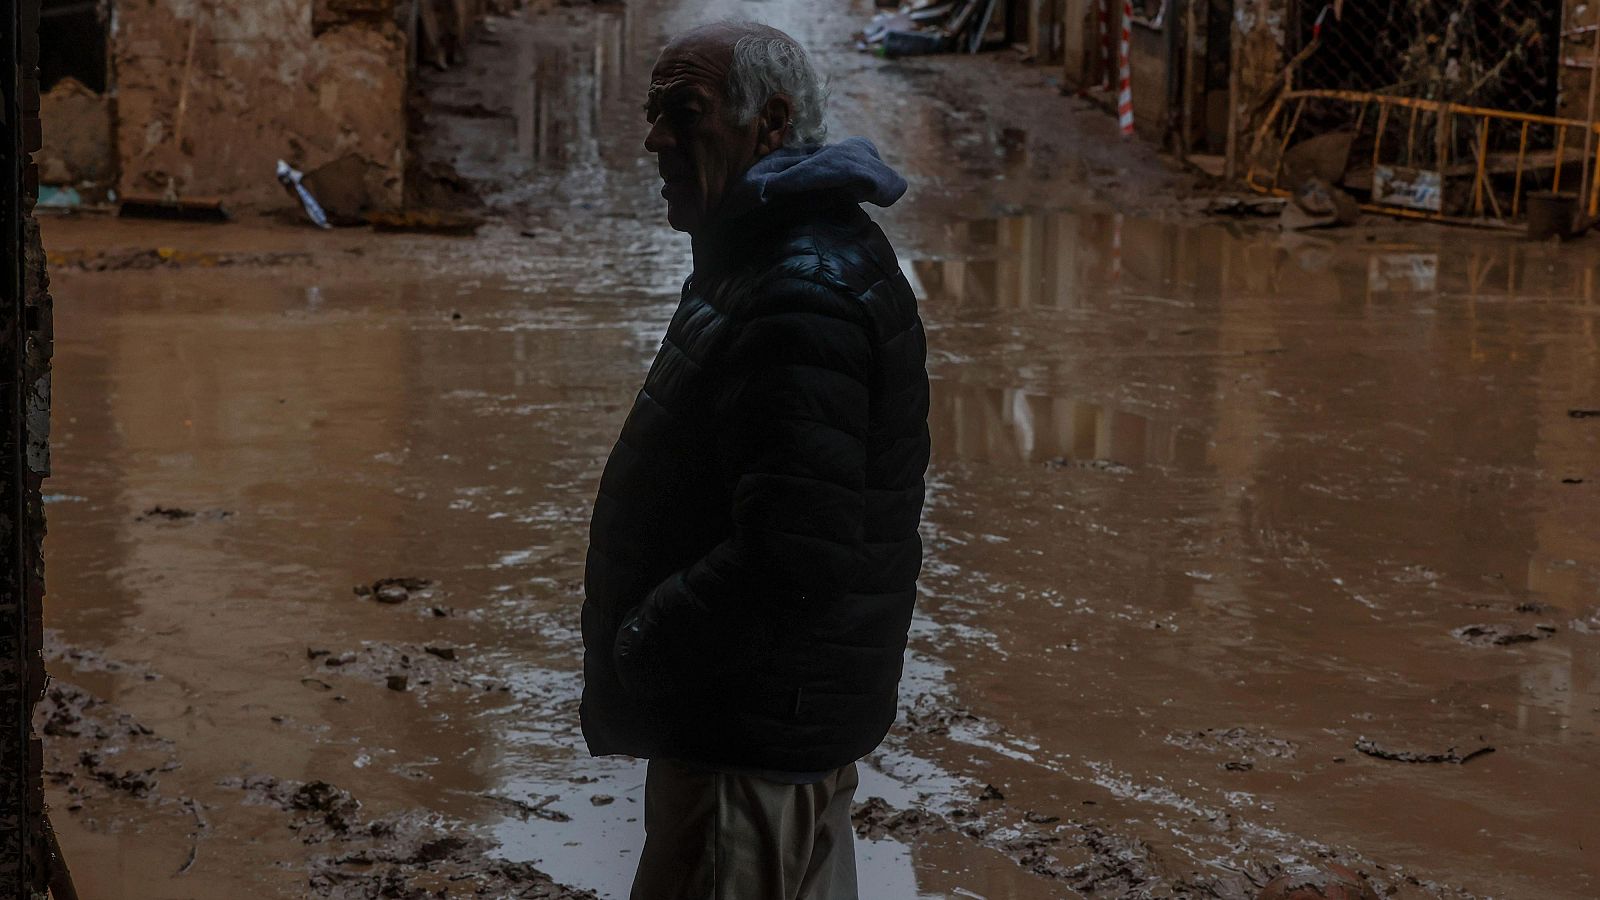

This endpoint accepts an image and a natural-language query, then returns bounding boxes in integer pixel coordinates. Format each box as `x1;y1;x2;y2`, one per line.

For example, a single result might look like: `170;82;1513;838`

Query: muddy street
32;0;1600;898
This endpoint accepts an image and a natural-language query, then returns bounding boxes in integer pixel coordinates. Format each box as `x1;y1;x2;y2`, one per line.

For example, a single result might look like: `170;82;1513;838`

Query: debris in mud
1205;196;1286;218
1567;408;1600;418
135;505;232;522
223;772;598;897
300;154;384;226
1561;477;1584;484
859;0;1002;57
851;796;947;841
1045;457;1133;475
118;194;230;223
977;783;1005;801
1281;177;1360;230
36;680;180;818
224;774;362;835
277;159;335;230
1166;727;1298;760
1451;622;1556;646
367;208;484;236
588;794;614;806
355;576;434;604
310;641;502;696
1353;737;1494;765
485;792;573;823
900;699;982;737
79;750;160;797
1256;863;1382;900
45;639;160;681
50;247;313;271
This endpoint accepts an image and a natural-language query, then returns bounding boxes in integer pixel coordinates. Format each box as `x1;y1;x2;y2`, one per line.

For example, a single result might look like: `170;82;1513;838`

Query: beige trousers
629;758;860;900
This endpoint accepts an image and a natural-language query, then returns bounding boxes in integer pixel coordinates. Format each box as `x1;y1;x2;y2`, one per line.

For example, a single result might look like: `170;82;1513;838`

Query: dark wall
1;0;53;895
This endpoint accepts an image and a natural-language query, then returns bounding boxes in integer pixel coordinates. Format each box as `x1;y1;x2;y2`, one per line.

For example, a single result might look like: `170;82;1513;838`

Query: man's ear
753;94;793;157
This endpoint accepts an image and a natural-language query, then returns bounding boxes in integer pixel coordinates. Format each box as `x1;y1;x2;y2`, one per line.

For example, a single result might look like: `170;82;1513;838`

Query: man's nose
644;118;672;154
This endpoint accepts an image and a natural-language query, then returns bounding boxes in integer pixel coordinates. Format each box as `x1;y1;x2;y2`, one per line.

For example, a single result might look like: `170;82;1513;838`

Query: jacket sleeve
614;280;871;698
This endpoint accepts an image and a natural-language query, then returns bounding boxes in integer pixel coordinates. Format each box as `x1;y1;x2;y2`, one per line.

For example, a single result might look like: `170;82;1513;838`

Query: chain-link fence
1243;0;1585;224
1293;0;1561;114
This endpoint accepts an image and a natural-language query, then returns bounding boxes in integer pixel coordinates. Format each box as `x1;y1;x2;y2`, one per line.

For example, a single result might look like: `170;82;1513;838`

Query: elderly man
581;20;929;900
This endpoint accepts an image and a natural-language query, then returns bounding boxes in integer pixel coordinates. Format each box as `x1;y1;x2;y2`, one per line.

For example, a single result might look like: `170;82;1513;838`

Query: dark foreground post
1;0;53;895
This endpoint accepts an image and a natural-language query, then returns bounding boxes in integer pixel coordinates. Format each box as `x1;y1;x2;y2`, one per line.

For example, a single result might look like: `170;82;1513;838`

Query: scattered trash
366;209;483;235
977;783;1005;801
118;194;230;222
1568;408;1600;418
1281;177;1359;230
1045;457;1132;475
354;576;434;604
276;160;333;229
484;792;572;823
37;186;83;209
386;674;409;692
1280;132;1355;187
423;646;457;661
138;506;195;521
134;505;231;523
1353;737;1493;765
1526;191;1580;241
1561;477;1584;484
299;154;380;226
859;0;1001;57
1204;196;1286;218
1256;864;1382;900
852;796;946;841
588;794;614;806
1452;622;1556;646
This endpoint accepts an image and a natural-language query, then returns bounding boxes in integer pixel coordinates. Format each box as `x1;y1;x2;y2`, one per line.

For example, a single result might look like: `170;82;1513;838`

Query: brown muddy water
35;1;1600;898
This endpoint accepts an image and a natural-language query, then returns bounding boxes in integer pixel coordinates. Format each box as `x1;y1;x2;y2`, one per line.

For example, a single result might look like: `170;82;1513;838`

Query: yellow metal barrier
1244;89;1600;228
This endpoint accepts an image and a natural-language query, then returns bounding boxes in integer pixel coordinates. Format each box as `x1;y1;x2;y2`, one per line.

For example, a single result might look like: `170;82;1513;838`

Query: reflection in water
519;8;627;165
931;383;1202;469
906;204;1600;896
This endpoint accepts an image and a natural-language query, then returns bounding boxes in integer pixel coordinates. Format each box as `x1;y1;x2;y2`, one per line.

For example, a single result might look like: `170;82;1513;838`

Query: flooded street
33;0;1600;898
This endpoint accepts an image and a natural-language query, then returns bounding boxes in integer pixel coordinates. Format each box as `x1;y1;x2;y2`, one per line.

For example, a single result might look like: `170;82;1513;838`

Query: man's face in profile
643;33;761;234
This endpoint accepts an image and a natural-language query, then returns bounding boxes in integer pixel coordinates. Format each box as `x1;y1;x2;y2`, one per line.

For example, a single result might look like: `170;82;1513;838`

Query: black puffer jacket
581;140;929;773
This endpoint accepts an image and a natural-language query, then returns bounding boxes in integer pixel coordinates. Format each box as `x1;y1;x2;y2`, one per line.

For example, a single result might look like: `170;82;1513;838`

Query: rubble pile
858;0;1002;57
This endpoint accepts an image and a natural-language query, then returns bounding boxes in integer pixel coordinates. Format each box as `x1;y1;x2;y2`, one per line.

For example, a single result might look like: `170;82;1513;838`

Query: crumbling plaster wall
113;0;408;209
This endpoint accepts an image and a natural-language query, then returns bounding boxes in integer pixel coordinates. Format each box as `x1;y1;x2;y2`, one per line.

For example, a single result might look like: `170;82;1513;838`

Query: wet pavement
35;0;1600;897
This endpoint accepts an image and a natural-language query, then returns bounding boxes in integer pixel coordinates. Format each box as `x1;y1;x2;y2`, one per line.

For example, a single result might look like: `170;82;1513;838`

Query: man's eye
668;107;701;126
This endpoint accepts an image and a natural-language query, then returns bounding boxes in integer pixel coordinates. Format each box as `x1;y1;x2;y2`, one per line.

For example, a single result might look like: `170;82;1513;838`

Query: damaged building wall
1224;0;1286;177
1558;0;1594;121
3;0;54;895
114;0;409;209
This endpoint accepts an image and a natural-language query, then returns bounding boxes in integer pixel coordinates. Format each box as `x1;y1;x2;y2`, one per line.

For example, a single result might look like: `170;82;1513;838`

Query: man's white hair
722;25;828;147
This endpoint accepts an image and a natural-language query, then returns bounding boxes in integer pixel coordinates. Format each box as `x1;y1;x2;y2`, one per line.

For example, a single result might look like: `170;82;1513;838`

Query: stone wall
113;0;409;209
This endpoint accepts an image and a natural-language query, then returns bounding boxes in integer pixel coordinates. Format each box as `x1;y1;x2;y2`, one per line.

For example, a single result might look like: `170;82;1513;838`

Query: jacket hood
718;137;907;222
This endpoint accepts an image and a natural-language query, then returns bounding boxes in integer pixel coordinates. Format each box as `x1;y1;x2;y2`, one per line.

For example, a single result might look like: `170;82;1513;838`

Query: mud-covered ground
35;0;1600;898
